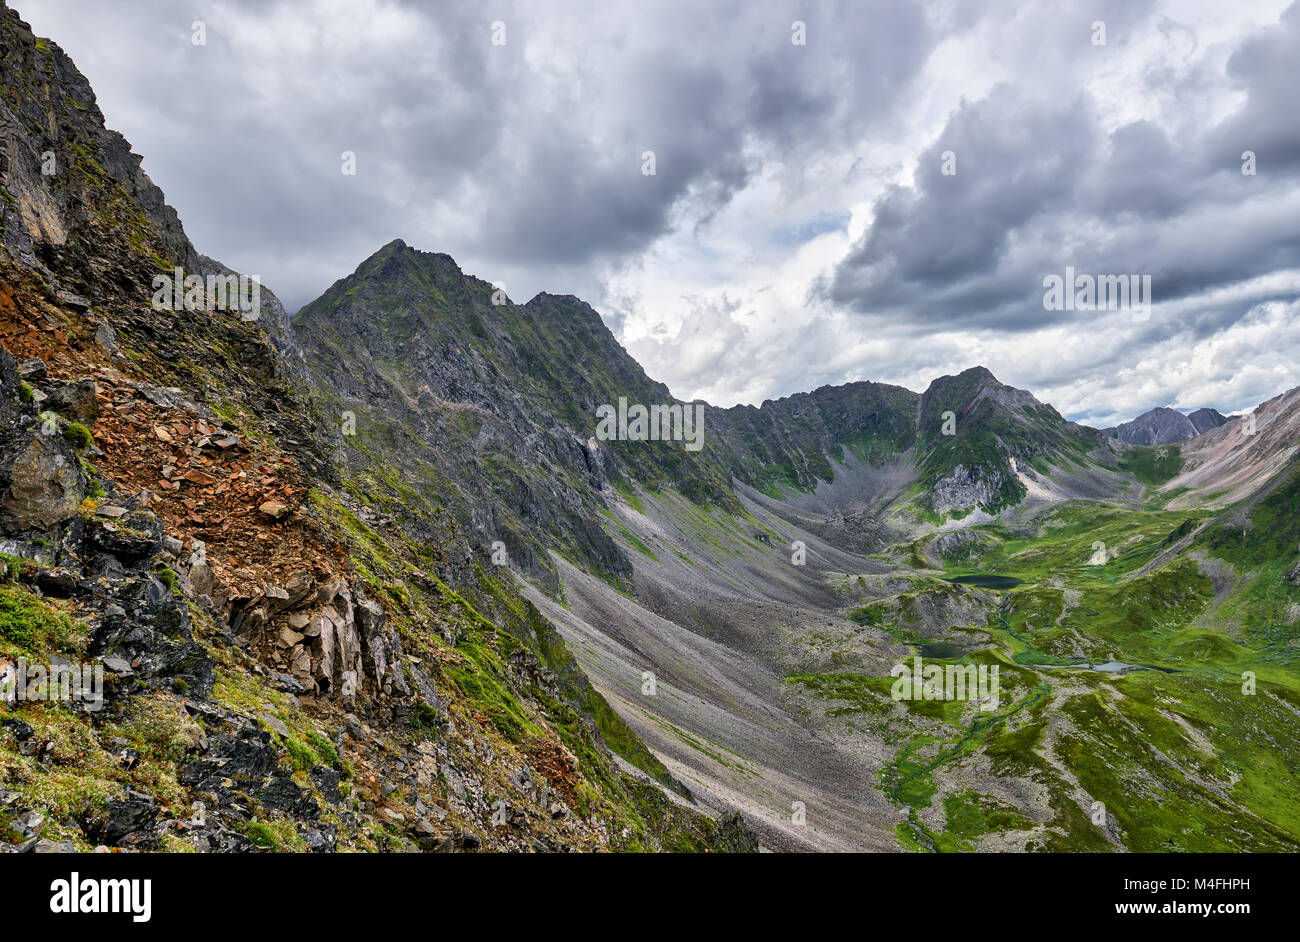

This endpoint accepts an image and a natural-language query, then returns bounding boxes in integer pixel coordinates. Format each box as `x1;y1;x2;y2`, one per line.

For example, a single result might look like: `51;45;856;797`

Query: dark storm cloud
823;87;1100;330
823;2;1300;341
1202;1;1300;175
459;0;936;267
13;0;938;310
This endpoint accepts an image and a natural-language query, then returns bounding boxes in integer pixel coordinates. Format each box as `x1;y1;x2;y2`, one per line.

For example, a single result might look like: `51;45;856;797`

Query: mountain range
2;2;1298;853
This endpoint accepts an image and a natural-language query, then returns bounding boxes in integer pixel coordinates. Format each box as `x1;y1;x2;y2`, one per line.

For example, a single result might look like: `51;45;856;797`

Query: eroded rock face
226;574;408;702
929;463;1005;515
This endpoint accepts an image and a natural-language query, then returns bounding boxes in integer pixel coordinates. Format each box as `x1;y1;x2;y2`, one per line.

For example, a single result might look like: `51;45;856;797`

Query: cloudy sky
16;0;1300;426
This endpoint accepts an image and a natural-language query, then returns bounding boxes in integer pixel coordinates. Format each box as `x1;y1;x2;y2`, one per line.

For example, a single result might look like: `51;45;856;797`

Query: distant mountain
1187;407;1230;435
1165;387;1300;510
1105;405;1228;445
914;366;1104;514
294;242;1116;580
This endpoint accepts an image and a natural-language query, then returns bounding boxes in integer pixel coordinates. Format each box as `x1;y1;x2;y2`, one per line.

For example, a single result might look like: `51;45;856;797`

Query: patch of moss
0;584;84;657
61;421;93;450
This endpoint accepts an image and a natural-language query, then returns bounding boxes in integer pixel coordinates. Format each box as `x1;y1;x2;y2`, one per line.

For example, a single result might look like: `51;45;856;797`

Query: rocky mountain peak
1107;405;1230;445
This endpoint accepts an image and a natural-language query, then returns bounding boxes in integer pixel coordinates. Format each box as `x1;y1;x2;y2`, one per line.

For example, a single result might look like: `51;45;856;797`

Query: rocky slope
0;2;755;854
1164;385;1300;510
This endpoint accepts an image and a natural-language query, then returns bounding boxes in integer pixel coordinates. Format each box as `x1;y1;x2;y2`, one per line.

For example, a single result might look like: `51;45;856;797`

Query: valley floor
541;480;1300;852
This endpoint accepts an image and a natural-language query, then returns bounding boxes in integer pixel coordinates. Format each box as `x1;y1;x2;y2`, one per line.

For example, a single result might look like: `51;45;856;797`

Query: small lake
945;573;1024;590
917;643;965;659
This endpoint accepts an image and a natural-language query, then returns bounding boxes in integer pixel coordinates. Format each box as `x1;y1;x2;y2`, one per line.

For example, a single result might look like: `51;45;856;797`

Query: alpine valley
1;2;1298;854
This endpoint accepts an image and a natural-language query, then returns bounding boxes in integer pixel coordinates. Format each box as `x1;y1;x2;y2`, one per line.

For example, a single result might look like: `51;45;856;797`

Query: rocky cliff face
0;2;755;854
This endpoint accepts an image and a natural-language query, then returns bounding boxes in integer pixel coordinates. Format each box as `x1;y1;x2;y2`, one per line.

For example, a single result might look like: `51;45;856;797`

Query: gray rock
259;713;288;737
269;671;305;694
33;839;77;853
93;319;125;363
92;798;160;846
55;290;91;311
46;379;99;425
2;718;34;740
188;559;216;597
85;510;163;560
0;429;85;531
100;655;134;675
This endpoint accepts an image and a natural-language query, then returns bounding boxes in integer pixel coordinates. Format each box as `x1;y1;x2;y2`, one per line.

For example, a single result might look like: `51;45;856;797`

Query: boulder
45;379;99;426
0;428;85;532
55;290;91;311
33;839;77;853
90;799;159;846
2;718;35;741
257;499;290;520
188;558;216;597
85;510;163;561
35;568;78;597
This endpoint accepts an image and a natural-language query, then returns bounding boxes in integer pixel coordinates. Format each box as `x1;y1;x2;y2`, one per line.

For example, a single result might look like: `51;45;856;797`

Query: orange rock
181;469;218;486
